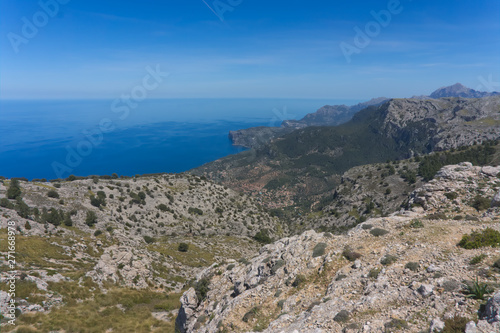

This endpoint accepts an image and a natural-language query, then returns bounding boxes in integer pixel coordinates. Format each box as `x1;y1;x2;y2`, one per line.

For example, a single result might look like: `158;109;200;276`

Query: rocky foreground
0;173;281;331
177;163;500;332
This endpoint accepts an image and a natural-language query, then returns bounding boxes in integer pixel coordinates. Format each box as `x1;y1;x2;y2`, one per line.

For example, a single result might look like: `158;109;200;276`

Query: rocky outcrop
178;163;500;332
408;163;500;211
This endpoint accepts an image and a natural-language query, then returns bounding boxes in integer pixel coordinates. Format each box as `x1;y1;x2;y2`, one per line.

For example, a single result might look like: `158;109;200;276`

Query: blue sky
1;0;499;99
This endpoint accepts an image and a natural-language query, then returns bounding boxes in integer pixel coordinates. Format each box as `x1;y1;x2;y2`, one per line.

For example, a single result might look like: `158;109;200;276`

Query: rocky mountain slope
0;174;283;332
229;98;389;149
177;163;500;333
194;96;500;214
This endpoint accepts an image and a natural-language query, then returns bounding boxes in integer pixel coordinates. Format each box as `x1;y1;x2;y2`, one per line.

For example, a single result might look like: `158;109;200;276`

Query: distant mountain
430;83;499;99
229;97;389;148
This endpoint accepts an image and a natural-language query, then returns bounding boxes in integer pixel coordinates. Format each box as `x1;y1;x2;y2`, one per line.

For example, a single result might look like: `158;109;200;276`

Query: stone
352;260;362;269
418;284;434;297
176;288;198;333
464;321;478;333
491;191;500;208
427;264;439;273
483;291;500;323
429;318;445;332
481;166;500;177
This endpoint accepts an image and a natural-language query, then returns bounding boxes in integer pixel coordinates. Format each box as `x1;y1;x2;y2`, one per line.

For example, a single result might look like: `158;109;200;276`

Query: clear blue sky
1;0;499;99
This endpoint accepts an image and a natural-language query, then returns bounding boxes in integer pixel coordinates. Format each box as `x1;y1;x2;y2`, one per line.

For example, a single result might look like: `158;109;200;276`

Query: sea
0;98;360;180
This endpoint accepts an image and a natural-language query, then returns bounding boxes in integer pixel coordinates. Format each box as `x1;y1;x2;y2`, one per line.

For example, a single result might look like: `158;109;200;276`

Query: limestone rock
483;291;500;323
418;284;434;298
429;318;445;332
492;191;500;208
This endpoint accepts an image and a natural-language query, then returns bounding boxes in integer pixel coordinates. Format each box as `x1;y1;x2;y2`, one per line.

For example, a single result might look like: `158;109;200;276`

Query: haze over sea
0;98;360;180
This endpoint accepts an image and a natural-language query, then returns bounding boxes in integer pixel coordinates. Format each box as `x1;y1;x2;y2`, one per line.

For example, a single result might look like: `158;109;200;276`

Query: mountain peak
430;83;498;99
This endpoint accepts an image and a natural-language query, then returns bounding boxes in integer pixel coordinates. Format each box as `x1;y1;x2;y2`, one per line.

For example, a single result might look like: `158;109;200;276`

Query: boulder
429;318;445;332
483;291;500;323
464;321;478;333
175;288;198;333
491;191;500;208
418;284;434;297
481;166;500;177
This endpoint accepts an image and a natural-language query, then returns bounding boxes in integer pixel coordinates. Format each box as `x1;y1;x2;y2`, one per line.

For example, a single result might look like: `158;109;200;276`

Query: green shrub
409;219;424;228
15;198;30;218
0;198;13;209
292;274;307;287
405;262;419;272
458;228;500;249
442;316;470;333
47;190;59;198
188;207;203;215
194;277;210;303
470;254;487;265
243;307;260;322
157;204;168;212
368;268;381;279
381;255;398;266
254;229;272;244
361;224;373;230
471;195;492;211
493;258;500;269
463;277;491;300
24;221;31;230
384;319;408;331
63;213;73;227
94;230;102;237
271;260;285;274
333;310;350;323
238;258;250;265
444;192;458;200
143;235;155;244
370;228;389;237
90;196;102;208
312;243;327;258
226;264;235;271
178;243;189;252
7;179;22;199
85;211;98;227
342;247;361;262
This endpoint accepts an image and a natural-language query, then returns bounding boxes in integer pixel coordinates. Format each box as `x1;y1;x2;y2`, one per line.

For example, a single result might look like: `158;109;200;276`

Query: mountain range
229;83;499;149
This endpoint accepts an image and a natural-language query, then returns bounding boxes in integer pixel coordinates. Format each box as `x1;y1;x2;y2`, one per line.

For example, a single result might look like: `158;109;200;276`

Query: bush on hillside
458;228;500;249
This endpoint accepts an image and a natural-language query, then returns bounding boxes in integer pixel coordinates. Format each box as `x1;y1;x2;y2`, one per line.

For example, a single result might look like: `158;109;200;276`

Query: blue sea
0;98;360;180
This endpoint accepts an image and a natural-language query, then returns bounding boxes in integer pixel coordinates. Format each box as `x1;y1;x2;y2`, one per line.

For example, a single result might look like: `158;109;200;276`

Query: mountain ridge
229;84;499;149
